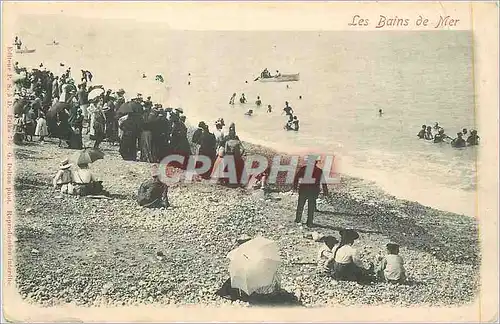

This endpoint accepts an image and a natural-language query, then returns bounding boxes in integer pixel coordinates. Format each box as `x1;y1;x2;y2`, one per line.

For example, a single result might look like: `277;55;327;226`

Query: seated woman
72;163;107;196
137;172;170;208
317;235;339;274
216;236;298;305
327;229;375;283
52;158;74;194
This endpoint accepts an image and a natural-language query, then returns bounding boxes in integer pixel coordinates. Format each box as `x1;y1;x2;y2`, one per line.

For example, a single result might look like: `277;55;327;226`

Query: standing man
293;155;329;227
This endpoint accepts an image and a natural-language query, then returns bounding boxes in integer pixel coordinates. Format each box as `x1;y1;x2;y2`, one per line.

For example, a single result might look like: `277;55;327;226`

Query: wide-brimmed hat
59;158;72;170
116;88;125;94
339;229;359;241
386;243;400;250
198;121;207;128
318;235;339;245
175;107;184;114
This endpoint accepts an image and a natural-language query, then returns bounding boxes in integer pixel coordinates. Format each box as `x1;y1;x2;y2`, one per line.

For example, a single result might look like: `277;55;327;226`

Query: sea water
15;17;477;216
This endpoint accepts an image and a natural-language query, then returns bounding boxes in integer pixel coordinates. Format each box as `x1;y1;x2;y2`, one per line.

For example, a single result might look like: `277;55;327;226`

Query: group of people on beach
13;59;411;306
217;227;407;303
417;122;480;148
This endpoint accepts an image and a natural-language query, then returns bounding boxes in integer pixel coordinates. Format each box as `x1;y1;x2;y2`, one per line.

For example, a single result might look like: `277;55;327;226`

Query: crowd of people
417;122;480;147
13;61;251;194
13;60;412;305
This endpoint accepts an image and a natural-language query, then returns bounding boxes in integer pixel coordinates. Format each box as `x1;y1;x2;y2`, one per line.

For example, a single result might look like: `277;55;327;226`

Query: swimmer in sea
245;109;253;116
299;95;302;100
142;73;147;79
466;130;480;146
379;109;383;116
433;128;452;143
229;93;236;105
417;125;426;139
292;116;299;131
267;105;272;113
239;93;247;104
255;96;262;106
424;126;433;140
284;115;294;131
451;132;466;148
433;122;440;131
282;101;294;116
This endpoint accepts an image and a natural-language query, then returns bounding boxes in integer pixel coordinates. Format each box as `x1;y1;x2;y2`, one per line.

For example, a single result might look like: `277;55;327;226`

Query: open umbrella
13;99;28;115
88;88;104;102
47;102;71;118
117;101;142;115
227;236;281;295
72;148;104;165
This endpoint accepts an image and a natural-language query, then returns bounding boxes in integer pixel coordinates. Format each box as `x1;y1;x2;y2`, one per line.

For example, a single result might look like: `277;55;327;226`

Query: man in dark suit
293;155;329;227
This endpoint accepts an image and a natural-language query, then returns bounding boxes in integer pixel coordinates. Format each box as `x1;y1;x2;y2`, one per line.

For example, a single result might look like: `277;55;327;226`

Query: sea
14;16;477;216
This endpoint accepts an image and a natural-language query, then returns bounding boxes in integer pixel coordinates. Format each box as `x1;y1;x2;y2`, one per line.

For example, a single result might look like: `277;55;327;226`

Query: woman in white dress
35;112;49;142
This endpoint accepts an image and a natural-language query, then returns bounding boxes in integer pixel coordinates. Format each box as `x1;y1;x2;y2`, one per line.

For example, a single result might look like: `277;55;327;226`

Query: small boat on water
46;41;59;46
16;48;36;54
258;73;300;82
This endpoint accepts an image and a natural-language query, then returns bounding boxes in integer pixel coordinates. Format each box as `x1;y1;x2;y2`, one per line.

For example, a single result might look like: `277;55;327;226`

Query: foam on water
14;17;477;217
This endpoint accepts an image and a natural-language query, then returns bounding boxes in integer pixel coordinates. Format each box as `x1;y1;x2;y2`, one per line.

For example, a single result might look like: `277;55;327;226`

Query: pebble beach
14;134;480;308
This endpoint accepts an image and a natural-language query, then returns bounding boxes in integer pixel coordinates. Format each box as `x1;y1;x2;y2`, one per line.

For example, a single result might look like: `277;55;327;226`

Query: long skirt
197;152;216;179
120;133;137;161
211;155;245;186
25;122;35;136
333;262;373;283
69;132;83;149
47;116;58;137
139;130;154;163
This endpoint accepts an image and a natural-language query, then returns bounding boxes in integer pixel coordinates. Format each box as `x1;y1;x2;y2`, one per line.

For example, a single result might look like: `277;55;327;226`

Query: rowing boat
16;48;36;54
46;42;59;46
258;73;300;82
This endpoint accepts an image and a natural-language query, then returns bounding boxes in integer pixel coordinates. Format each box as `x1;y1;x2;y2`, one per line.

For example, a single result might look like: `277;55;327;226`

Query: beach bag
225;139;242;158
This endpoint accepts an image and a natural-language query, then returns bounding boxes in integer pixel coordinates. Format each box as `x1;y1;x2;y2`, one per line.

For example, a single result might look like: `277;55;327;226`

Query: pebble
13;139;480;307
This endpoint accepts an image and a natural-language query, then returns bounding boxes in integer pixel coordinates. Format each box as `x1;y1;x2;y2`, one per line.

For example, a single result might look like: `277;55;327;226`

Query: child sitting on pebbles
376;243;406;284
316;235;338;274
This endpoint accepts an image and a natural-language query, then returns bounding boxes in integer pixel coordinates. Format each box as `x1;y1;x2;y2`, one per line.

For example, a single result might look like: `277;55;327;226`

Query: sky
3;1;474;31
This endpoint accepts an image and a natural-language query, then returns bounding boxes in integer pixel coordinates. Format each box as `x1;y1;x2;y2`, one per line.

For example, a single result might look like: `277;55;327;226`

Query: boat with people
258;73;300;82
16;48;36;54
255;68;300;82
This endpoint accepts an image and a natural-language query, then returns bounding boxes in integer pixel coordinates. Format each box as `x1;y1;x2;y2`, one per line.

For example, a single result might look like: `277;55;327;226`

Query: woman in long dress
35;112;49;142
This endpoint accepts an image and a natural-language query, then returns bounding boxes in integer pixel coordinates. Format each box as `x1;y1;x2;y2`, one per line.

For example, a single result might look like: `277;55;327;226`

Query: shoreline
13;137;480;307
14;52;476;218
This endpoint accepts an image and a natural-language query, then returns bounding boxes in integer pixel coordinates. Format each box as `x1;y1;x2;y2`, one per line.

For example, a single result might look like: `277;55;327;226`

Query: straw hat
59;158;72;170
339;229;359;241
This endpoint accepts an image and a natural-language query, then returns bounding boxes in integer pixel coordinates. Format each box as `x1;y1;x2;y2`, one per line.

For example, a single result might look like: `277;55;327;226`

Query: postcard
2;1;498;322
